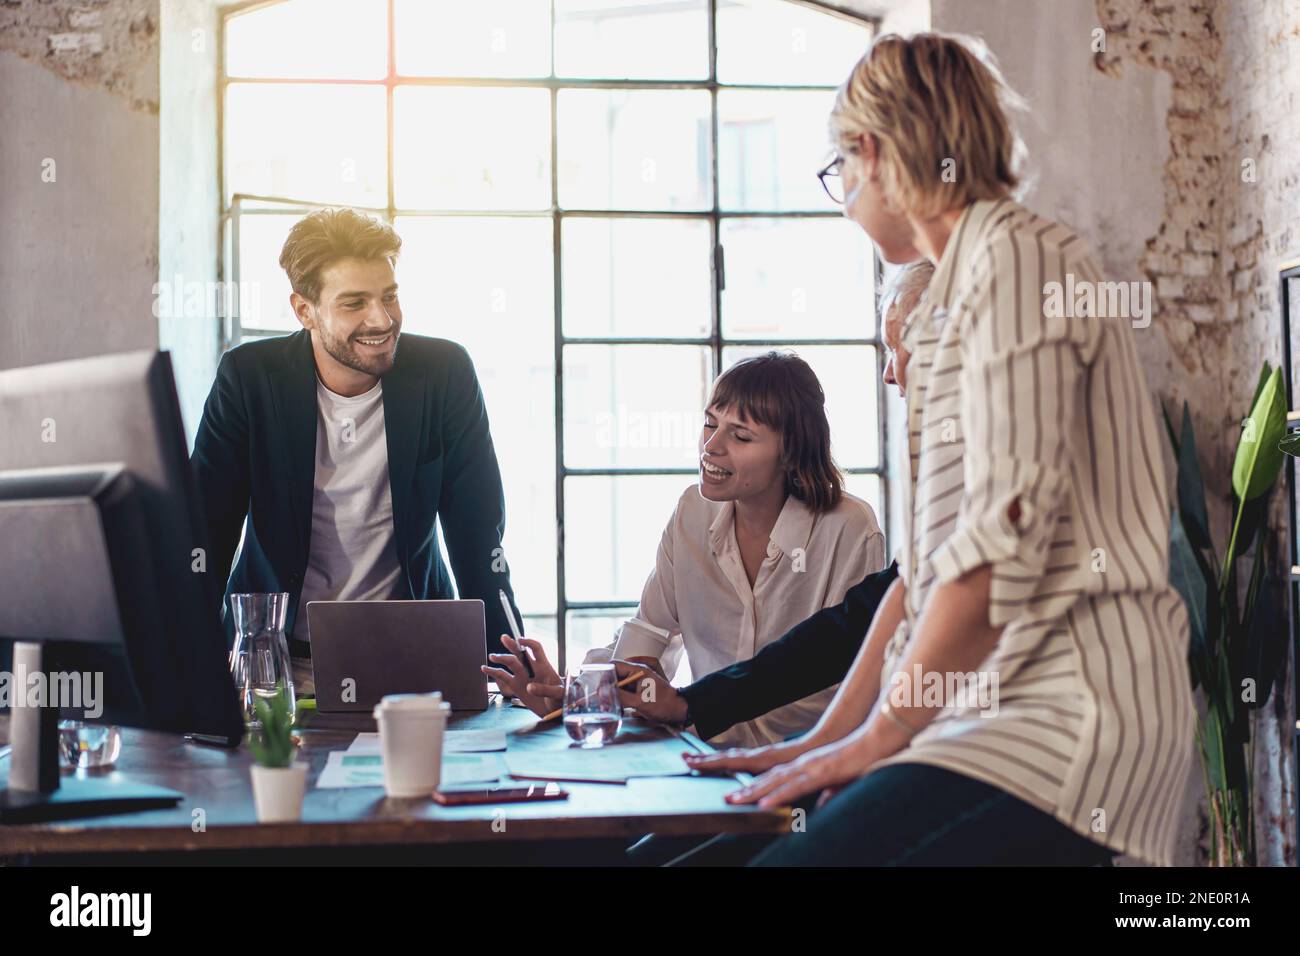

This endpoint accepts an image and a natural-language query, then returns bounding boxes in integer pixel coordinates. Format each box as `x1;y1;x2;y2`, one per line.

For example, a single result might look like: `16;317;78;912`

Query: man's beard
320;322;400;378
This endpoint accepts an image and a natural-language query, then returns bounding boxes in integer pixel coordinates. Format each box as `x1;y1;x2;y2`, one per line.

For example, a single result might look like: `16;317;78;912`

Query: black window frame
218;0;884;671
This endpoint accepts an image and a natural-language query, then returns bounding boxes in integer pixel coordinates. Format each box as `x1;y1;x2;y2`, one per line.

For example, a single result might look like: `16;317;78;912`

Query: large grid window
220;0;881;672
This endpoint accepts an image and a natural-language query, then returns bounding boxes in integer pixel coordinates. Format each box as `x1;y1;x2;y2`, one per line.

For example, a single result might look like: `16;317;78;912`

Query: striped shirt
874;198;1194;866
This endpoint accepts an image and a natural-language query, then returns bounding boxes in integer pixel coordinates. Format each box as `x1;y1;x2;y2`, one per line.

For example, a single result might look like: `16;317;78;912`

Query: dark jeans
749;762;1116;866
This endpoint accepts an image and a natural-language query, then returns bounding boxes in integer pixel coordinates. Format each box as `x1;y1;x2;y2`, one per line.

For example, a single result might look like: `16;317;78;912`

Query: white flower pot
250;763;308;822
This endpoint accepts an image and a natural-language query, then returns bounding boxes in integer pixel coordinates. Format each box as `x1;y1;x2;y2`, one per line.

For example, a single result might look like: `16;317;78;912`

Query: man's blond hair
279;207;402;304
830;32;1027;219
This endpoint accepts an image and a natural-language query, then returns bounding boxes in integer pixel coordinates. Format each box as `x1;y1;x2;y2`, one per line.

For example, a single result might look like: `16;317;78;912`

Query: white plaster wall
158;0;222;444
0;50;160;370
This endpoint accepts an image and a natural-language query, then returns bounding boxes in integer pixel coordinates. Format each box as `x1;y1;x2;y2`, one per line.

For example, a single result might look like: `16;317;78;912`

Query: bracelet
879;699;922;738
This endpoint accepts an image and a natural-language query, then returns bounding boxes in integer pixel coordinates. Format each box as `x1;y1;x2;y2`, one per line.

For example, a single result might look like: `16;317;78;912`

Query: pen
499;588;534;679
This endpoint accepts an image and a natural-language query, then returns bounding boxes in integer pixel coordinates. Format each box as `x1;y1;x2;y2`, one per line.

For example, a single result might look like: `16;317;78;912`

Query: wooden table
0;702;790;863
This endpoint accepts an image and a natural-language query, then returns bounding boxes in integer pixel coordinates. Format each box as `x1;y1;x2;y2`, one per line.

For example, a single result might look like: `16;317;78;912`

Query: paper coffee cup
372;692;450;798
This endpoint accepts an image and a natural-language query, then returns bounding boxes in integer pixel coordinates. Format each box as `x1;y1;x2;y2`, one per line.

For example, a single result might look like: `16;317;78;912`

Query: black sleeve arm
436;344;519;656
678;561;899;742
190;351;251;600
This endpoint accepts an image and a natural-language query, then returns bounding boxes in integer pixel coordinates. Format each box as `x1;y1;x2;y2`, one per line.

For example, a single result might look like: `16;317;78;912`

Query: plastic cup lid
372;692;448;719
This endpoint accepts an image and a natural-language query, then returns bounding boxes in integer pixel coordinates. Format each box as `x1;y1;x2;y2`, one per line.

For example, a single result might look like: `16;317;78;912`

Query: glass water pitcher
228;592;295;728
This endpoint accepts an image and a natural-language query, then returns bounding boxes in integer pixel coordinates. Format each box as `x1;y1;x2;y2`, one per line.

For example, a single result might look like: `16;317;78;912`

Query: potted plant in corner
248;682;307;823
1164;362;1290;866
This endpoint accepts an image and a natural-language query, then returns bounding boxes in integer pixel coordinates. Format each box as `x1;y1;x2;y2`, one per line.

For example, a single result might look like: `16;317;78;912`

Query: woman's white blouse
875;198;1195;866
591;484;886;748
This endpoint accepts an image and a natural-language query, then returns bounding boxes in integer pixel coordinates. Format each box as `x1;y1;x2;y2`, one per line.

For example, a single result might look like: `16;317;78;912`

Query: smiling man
192;208;520;693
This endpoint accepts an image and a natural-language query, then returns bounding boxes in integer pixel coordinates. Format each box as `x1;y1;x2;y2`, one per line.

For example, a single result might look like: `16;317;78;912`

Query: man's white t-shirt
294;376;404;643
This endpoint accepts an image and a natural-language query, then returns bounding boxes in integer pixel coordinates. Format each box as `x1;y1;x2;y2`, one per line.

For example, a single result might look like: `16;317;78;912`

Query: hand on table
723;734;875;810
680;739;805;778
482;635;563;718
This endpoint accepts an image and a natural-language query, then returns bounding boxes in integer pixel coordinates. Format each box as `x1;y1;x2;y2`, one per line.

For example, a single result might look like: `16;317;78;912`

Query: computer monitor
0;350;242;822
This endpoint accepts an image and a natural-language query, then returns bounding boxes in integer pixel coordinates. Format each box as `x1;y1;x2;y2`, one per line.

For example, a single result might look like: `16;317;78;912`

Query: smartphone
433;782;568;806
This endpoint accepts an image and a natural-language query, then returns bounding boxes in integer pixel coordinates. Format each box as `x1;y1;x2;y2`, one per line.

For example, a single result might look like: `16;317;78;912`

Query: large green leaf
1247;362;1271;413
1231;365;1287;502
1161;401;1180;457
1169;509;1209;680
1219;646;1250;792
1232;490;1270;557
1176;403;1213;554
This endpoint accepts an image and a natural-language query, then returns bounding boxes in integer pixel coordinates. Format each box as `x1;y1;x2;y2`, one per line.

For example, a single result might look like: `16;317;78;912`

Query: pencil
539;669;647;723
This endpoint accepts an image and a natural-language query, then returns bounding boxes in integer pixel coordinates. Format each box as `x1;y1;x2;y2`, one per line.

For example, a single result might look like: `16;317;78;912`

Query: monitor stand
0;641;183;824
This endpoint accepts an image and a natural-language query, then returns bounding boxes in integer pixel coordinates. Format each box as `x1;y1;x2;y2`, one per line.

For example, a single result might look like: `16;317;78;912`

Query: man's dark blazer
191;328;521;655
679;561;899;741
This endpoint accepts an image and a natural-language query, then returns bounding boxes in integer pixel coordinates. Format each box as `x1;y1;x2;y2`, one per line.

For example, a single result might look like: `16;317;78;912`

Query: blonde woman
688;32;1194;866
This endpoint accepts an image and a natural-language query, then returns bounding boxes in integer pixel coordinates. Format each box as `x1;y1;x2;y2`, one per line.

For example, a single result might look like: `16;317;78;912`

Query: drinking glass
228;592;295;728
57;721;122;769
563;664;622;747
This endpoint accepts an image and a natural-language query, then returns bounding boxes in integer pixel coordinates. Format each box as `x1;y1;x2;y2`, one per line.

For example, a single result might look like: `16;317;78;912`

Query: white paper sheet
346;729;508;754
316;751;385;789
503;746;690;783
441;753;507;785
316;750;505;789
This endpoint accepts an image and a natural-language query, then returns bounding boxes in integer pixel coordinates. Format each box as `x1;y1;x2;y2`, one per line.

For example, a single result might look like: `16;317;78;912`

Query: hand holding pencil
482;633;563;718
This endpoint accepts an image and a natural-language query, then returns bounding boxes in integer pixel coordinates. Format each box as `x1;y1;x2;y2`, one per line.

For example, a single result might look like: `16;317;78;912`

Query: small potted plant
248;683;307;823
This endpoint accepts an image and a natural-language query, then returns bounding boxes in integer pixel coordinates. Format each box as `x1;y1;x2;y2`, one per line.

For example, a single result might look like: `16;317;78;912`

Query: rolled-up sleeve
926;237;1102;629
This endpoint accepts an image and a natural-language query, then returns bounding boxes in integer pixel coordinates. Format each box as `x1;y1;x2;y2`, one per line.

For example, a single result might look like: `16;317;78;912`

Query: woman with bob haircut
487;351;887;749
689;32;1193;866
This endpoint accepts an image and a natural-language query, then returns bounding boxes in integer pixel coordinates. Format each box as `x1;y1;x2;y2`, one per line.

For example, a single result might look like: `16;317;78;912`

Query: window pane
234;212;306;332
558;90;711;211
394;87;551;210
395;0;551;77
563;609;631;666
718;89;837;211
564;475;692;602
562;609;694;680
519;615;560;669
554;0;709;79
722;344;879;468
225;0;387;79
394;216;557;614
716;0;872;86
844;473;883;523
562;218;712;339
564;345;710;469
720;217;874;340
226;84;386;206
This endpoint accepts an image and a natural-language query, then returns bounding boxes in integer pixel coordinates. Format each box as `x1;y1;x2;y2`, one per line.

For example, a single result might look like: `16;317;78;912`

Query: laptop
306;599;489;712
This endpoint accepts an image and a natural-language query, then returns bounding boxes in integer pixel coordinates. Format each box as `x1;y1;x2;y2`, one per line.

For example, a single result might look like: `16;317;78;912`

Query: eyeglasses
817;155;845;204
